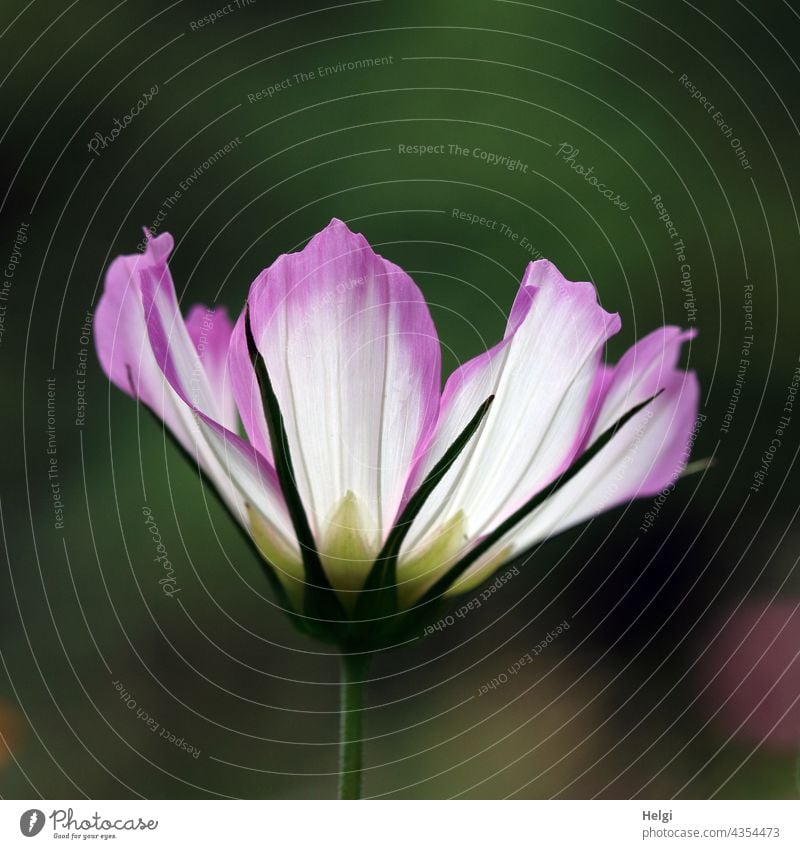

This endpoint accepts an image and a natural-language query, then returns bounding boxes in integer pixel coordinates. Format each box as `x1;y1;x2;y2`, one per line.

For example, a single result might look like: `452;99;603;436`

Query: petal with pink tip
494;329;700;555
246;218;441;544
138;264;297;558
95;233;190;441
591;325;696;435
401;258;621;560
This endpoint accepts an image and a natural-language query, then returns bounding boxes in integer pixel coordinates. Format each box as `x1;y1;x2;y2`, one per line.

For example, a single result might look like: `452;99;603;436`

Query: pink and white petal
185;304;238;432
247;218;441;542
139;265;224;423
95;233;191;441
591;325;697;435
503;367;700;554
95;232;171;396
402;258;621;558
440;325;700;591
139;268;297;558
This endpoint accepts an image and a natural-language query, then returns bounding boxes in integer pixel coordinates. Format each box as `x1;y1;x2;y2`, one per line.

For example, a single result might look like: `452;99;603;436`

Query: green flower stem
338;652;370;799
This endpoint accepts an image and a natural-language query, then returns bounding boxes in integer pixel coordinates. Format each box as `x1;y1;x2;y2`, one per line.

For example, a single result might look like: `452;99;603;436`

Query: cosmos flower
96;218;699;641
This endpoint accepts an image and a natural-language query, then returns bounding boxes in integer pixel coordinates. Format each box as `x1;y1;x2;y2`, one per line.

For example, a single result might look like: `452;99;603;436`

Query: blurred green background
1;0;798;799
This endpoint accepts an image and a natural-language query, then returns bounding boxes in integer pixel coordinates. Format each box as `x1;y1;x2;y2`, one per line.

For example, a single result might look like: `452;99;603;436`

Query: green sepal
352;395;495;626
244;306;347;629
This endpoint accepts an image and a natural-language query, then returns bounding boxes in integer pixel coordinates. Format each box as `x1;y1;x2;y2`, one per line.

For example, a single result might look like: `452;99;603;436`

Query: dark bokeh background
0;0;798;798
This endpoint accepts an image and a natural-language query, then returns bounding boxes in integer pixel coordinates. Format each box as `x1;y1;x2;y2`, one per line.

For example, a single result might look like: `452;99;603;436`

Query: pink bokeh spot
700;599;800;751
